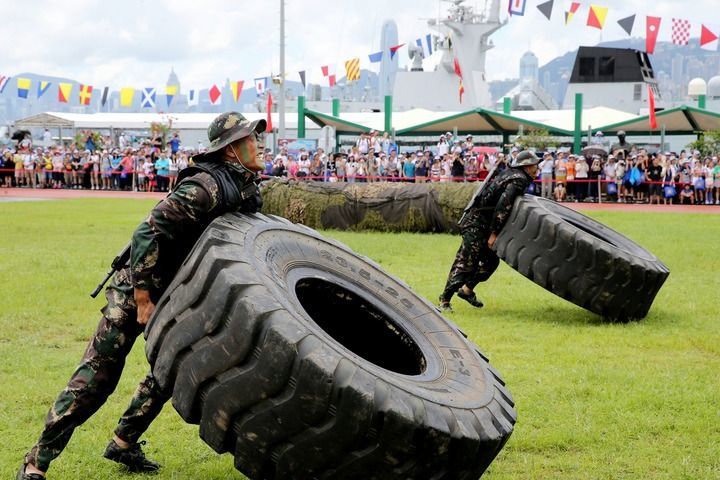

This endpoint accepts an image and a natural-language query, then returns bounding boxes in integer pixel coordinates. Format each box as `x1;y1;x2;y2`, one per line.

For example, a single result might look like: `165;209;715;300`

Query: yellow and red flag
58;82;73;103
565;2;580;25
79;84;93;105
230;80;244;102
587;5;609;29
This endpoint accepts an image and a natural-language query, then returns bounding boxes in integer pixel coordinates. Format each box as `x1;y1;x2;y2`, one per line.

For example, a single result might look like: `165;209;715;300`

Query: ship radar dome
707;76;720;98
688;78;707;97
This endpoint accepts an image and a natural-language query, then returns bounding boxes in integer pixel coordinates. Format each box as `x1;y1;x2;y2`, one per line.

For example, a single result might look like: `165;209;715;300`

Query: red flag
700;25;719;51
648;85;657;130
646;16;662;54
266;92;273;133
453;57;463;79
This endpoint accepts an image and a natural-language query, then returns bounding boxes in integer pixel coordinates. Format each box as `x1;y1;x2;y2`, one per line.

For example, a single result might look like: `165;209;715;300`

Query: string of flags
0;31;439;108
508;0;720;55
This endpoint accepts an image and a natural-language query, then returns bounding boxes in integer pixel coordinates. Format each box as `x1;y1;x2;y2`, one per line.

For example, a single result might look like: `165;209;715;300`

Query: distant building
496;50;557;111
379;20;399;99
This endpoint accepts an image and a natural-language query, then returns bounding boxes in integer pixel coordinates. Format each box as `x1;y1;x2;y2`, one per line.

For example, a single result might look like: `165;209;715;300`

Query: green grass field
1;199;719;479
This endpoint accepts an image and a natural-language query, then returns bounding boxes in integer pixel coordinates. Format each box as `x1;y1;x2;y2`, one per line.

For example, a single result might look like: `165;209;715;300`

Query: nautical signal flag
120;87;135;107
700;25;719;51
671;18;691;46
58;83;73;103
345;58;360;82
254;77;267;96
587;5;609;29
141;88;156;108
646;16;661;54
617;14;636;36
453;57;464;103
537;0;554;21
266;92;273;133
321;66;336;87
565;2;580;25
17;77;31;99
0;76;11;94
389;43;405;59
165;84;178;106
368;51;383;63
100;86;110;107
508;0;527;17
415;34;434;58
188;89;199;106
208;84;222;105
37;81;51;99
230;80;244;103
298;70;306;88
79;84;93;105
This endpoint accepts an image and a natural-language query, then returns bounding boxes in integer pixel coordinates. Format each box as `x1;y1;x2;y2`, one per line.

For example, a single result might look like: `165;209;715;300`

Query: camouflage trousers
441;227;500;302
24;268;170;472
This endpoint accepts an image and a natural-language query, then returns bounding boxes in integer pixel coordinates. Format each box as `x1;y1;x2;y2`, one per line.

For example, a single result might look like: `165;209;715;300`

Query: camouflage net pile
260;178;477;233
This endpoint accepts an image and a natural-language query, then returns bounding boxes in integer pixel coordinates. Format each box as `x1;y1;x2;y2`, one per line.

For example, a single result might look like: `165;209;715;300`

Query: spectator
588;156;602;199
155;153;170;191
647;156;663;205
603;155;618;202
679;183;694;204
539;153;555;199
168;133;181;155
712;158;720;205
402;153;416;182
565;154;576;201
437;134;450;157
450;153;465;182
574;156;589;202
553;182;567;202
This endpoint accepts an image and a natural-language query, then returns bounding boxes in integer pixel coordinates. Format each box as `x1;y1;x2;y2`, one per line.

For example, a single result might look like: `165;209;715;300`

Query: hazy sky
0;0;716;90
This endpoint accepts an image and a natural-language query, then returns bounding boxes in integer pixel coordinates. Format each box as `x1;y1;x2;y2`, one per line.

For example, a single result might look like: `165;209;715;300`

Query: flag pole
278;0;286;142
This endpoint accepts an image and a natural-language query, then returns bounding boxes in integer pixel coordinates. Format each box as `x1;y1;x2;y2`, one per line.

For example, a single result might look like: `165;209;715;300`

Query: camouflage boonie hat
510;150;540;168
204;111;267;154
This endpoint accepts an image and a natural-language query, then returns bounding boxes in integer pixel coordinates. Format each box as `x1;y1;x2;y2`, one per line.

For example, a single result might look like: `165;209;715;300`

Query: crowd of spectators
3;128;720;206
1;131;190;192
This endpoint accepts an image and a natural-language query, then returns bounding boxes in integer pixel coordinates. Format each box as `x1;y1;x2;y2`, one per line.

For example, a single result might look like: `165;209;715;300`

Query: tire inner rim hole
295;278;426;376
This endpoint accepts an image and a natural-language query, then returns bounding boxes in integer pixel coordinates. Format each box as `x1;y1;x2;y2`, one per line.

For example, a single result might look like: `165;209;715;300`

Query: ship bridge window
599;56;615;79
579;57;595;80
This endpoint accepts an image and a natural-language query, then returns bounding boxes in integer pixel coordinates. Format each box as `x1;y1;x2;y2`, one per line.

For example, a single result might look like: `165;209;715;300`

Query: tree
515;128;557;152
686;130;720;157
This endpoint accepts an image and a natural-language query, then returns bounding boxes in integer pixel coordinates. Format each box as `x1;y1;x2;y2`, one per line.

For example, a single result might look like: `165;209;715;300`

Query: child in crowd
553;182;566;202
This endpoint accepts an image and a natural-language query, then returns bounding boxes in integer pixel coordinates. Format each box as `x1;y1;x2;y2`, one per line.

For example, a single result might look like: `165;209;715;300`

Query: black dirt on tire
145;212;516;479
494;195;669;321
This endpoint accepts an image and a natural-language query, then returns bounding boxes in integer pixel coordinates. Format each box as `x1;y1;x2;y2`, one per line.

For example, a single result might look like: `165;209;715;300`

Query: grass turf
1;199;718;479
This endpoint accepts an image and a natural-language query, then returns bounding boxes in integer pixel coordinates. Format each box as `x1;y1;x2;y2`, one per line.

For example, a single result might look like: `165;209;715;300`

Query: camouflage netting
260;178;478;233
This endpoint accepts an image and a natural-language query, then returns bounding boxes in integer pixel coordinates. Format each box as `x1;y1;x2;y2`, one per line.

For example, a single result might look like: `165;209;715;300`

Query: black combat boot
457;288;484;308
103;439;160;473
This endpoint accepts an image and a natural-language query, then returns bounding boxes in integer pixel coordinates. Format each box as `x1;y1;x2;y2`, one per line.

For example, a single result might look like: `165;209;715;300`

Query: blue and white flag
141;87;156;108
368;51;383;63
415;34;434;58
254;77;267;96
508;0;527;16
188;89;199;106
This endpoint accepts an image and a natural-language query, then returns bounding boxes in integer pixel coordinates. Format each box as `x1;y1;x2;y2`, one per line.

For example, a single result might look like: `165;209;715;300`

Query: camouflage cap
510;150;540;168
204;111;267;154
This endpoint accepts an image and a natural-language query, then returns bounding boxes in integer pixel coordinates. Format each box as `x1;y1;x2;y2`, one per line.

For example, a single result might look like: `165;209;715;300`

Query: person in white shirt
437;134;450;157
538;153;555;198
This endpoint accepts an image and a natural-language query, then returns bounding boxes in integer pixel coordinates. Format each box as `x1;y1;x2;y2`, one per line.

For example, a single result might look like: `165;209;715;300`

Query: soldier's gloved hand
488;232;498;249
135;288;156;326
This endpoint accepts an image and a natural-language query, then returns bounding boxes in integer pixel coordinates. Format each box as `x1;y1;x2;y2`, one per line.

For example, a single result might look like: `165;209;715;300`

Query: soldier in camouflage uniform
18;112;267;480
439;151;540;311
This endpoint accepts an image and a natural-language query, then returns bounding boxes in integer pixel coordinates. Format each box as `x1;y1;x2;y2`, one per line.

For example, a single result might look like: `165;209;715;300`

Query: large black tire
145;212;516;479
494;195;669;321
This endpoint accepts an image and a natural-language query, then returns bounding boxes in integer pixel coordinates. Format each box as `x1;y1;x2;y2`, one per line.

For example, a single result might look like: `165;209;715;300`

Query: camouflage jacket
461;167;533;235
128;164;256;299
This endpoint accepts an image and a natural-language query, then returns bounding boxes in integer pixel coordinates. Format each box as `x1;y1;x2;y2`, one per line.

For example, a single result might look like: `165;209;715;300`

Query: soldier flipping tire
145;212;517;479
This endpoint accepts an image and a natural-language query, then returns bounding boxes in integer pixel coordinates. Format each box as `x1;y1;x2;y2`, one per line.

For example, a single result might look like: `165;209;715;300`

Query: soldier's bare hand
134;288;156;325
488;232;498;248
